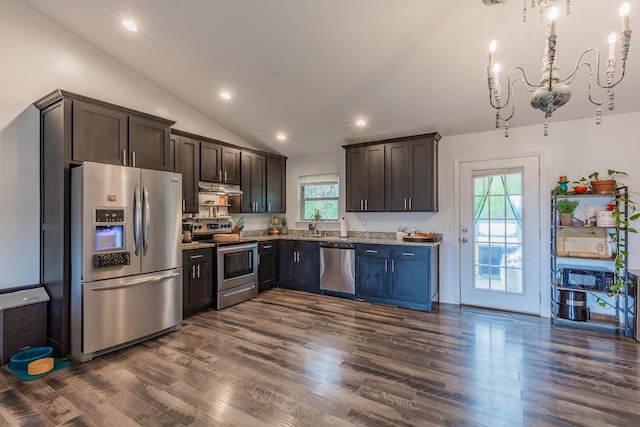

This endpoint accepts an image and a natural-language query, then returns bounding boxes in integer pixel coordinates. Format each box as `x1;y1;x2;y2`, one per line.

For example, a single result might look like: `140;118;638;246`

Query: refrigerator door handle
88;271;181;291
143;186;150;255
133;185;142;255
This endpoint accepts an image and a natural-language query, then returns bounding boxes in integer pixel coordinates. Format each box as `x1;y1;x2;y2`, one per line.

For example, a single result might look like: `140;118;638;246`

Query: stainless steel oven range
216;241;258;309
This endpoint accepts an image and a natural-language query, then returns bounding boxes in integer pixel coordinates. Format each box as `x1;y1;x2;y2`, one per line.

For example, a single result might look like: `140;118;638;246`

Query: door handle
404;198;407;210
196;264;201;278
461;237;468;243
263;245;272;249
401;252;415;256
182;199;186;212
142;186;150;254
365;200;368;211
133;186;141;255
219;170;223;181
122;149;127;166
224;171;227;182
268;202;271;212
91;271;182;291
385;259;388;271
360;200;363;211
132;151;136;168
409;198;412;211
190;254;203;259
366;250;378;253
391;260;395;273
191;265;196;279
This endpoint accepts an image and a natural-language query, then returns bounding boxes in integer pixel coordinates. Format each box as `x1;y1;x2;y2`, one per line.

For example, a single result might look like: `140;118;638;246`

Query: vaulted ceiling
24;0;640;156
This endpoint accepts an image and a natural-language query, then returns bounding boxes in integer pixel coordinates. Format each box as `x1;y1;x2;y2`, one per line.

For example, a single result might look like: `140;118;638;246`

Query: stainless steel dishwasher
319;241;356;295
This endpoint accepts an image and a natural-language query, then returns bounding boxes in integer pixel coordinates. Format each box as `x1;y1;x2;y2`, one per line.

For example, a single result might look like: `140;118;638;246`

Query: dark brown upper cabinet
241;151;266;213
69;96;173;171
200;141;241;185
344;132;439;213
385;136;438;212
266;155;286;213
174;135;200;214
344;144;385;212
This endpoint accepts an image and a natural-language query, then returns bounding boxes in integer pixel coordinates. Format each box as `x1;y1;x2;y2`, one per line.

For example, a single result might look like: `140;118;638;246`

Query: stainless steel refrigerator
70;162;182;362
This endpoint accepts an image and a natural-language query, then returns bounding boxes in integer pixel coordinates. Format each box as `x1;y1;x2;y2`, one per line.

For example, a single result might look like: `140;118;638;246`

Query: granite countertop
245;234;441;247
182;233;441;250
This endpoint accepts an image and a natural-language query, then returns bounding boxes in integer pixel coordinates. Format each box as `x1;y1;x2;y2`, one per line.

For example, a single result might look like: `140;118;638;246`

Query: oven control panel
192;218;233;235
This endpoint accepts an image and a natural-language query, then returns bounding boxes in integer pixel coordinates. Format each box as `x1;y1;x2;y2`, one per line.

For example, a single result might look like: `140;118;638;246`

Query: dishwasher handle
320;242;355;249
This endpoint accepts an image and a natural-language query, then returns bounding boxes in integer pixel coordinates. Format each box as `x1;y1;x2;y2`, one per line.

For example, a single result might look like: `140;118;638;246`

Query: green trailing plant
556;199;579;214
601;190;640;306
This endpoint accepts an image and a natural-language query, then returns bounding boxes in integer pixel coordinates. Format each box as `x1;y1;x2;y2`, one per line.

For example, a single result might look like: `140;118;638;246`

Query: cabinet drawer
356;244;389;258
182;248;214;264
390;245;431;261
259;241;278;253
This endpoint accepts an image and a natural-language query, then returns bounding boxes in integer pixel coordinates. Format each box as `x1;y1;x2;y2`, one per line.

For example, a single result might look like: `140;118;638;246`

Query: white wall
287;112;640;310
0;0;253;290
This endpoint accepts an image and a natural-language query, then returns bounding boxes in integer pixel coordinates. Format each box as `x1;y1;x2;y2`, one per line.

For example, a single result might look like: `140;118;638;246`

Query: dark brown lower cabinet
182;248;214;317
258;241;278;291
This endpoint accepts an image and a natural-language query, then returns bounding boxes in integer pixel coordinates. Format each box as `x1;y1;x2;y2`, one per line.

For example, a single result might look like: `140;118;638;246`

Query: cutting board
213;234;241;243
557;228;611;259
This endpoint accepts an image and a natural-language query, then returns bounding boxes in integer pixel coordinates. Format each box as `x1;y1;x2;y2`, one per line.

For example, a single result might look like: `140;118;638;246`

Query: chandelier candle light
486;2;632;137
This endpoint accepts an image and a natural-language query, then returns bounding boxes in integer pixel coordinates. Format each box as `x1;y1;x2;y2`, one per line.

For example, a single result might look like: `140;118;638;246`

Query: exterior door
459;156;541;314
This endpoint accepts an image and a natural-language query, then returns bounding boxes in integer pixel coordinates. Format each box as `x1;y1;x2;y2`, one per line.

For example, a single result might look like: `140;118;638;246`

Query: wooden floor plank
1;288;639;426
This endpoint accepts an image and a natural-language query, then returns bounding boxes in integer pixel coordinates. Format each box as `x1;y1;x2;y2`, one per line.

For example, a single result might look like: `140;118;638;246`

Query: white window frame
299;173;340;222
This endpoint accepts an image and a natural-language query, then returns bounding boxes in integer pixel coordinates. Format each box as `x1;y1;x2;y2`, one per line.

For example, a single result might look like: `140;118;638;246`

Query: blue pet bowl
10;347;53;370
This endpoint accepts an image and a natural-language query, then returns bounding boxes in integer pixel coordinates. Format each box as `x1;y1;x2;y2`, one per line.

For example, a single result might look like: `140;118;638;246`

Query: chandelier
485;1;632;136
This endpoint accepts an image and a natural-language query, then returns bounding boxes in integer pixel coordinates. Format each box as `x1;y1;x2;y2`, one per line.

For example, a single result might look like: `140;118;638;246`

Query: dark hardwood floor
1;288;639;426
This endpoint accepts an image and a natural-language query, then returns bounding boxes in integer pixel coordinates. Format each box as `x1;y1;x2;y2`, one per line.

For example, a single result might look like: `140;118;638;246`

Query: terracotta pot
559;213;574;226
590;180;616;194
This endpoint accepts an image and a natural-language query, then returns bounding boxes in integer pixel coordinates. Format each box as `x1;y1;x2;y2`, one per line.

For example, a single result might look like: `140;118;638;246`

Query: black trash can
558;290;589;321
0;288;49;365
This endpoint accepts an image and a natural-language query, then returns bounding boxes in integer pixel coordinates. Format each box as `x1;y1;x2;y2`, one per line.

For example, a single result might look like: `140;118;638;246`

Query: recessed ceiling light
276;134;286;141
220;91;231;100
356;119;367;127
122;20;138;32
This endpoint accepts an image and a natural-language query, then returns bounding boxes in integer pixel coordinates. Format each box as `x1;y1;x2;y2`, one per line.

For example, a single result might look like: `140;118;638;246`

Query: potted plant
557;199;579;226
589;169;628;194
572;177;589;194
280;216;288;235
312;208;321;222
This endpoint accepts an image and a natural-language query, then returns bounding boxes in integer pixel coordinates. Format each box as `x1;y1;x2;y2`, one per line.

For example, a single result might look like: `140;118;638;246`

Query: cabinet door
364;145;385;211
221;146;241;184
345;145;384;212
258;242;278;292
200;141;221;182
191;261;214;310
385;141;411;211
175;136;200;213
278;241;297;287
390;257;430;304
278;241;319;291
128;115;173;172
389;246;431;306
408;138;437;212
295;244;320;292
266;156;286;213
356;245;389;298
72;100;127;165
182;249;214;317
241;151;266;212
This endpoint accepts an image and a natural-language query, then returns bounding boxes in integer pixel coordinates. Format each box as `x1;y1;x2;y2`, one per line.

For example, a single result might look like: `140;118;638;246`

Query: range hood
198;181;243;195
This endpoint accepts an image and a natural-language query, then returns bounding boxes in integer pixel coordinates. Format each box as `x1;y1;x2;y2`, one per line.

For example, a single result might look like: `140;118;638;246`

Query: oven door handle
217;243;258;254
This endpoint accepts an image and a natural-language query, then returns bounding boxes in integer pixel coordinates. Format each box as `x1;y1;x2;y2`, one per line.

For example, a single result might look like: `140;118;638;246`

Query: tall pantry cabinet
34;90;175;356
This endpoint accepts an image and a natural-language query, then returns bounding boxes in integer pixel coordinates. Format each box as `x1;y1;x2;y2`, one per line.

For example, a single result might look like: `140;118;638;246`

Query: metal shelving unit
550;186;635;337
